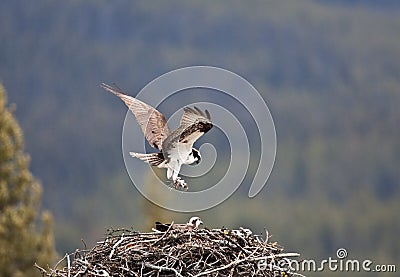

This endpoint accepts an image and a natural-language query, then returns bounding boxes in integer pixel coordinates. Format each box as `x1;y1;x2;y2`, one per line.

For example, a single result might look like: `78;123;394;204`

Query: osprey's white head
187;148;201;165
188;216;203;229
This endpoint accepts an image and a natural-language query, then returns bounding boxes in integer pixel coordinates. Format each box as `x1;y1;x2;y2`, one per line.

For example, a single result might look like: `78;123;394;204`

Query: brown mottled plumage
102;83;213;189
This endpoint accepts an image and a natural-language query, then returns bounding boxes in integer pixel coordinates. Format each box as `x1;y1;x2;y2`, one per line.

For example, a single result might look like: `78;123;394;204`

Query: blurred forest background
1;0;399;276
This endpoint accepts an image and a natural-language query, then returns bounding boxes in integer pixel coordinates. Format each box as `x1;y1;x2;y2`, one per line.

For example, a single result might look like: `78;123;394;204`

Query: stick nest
37;226;300;276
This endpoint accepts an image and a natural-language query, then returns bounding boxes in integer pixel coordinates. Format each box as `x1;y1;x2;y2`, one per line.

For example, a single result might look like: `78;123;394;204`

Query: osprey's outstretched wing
178;106;213;146
102;83;171;150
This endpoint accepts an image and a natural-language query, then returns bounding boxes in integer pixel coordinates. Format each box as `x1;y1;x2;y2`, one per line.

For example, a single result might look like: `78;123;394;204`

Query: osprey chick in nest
153;216;203;232
102;83;213;190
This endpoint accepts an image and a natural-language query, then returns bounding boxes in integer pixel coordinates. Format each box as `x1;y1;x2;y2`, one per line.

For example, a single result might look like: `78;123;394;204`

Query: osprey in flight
102;83;213;190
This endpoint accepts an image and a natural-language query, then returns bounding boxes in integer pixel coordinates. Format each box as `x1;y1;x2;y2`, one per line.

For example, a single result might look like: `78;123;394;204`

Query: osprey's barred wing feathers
101;83;171;150
129;152;164;166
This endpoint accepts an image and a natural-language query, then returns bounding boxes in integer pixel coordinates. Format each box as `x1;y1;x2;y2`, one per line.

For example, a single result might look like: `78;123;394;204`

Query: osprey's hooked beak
194;219;203;229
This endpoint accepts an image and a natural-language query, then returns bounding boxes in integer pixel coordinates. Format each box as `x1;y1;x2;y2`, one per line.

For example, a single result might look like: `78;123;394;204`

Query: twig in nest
143;262;184;277
152;221;174;246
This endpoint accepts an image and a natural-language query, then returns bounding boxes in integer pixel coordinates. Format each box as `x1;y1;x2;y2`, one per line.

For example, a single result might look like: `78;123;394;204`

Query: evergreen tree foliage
0;84;55;277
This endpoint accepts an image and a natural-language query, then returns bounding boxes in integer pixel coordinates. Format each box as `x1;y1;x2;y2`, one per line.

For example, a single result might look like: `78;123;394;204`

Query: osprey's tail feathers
129;152;164;166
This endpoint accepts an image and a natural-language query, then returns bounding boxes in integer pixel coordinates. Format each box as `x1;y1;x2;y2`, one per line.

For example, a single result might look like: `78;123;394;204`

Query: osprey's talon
174;178;188;190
